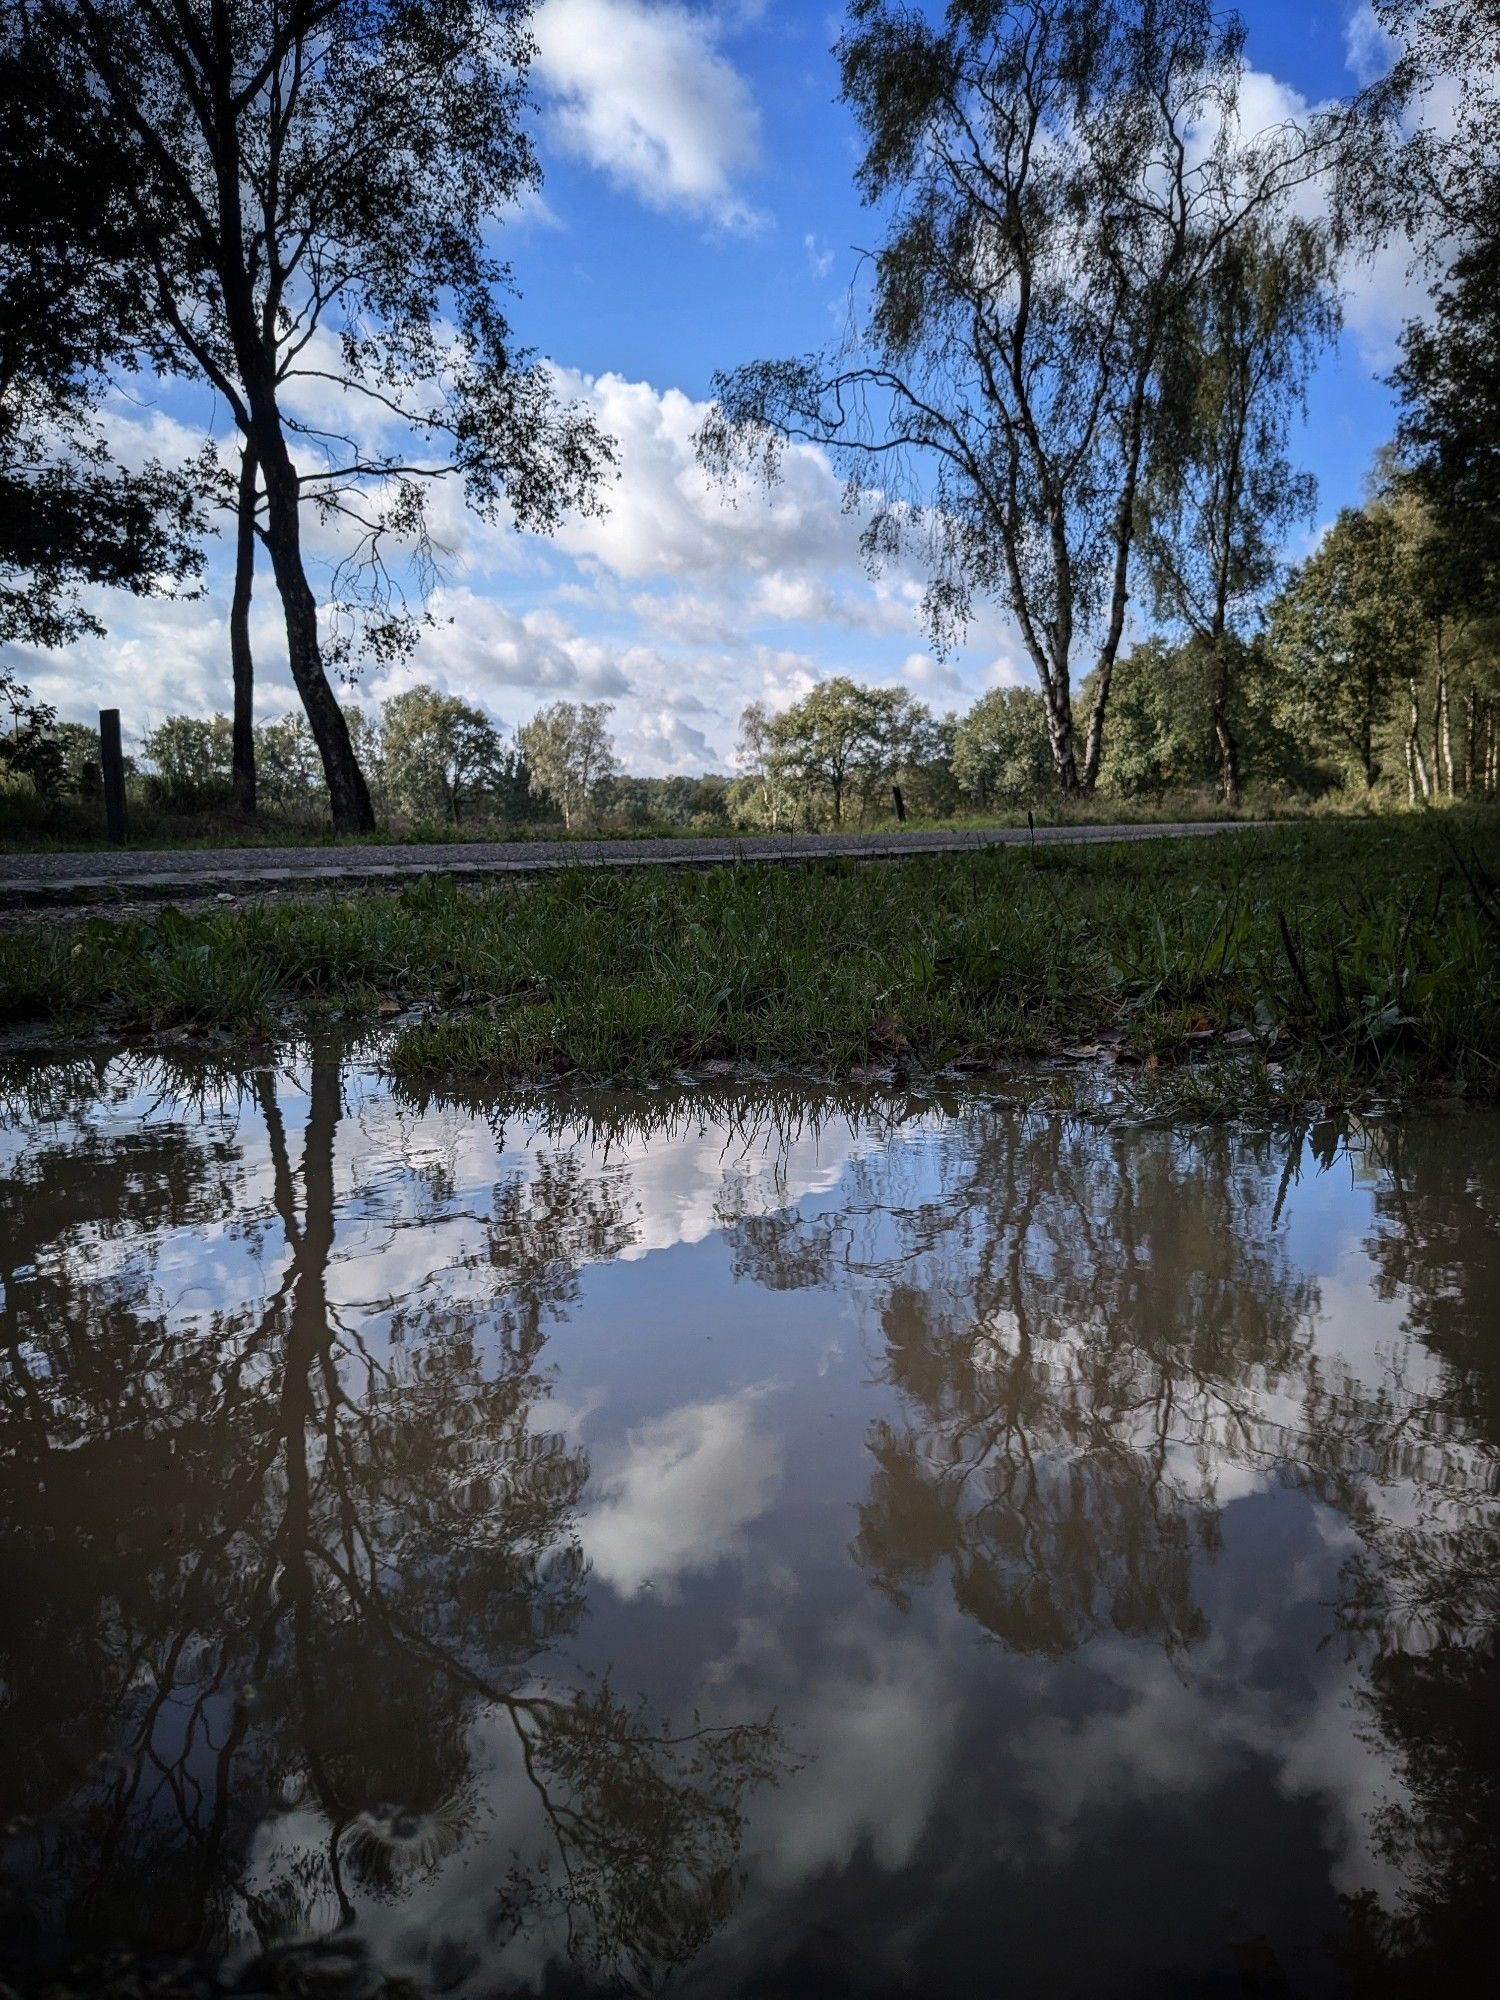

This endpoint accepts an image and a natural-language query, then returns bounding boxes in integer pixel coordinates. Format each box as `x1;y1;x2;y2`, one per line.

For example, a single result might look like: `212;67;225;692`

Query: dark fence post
891;783;906;823
100;709;128;844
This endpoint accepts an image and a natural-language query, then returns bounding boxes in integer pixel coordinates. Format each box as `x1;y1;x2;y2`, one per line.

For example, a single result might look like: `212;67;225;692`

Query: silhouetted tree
28;0;612;831
0;11;203;649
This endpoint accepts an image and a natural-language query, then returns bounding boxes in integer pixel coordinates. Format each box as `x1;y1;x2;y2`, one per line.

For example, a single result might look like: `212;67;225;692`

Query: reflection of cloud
752;1627;958;1882
584;1391;781;1598
1009;1622;1406;1903
612;1118;874;1260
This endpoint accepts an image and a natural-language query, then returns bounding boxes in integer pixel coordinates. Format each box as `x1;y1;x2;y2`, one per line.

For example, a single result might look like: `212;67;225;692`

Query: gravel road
0;819;1267;908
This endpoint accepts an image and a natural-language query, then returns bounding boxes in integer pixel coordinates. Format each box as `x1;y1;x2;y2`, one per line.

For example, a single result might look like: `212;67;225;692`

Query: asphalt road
0;819;1268;907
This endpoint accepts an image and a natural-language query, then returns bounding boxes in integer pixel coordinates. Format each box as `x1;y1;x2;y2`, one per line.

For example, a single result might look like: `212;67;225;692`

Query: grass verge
0;817;1495;1109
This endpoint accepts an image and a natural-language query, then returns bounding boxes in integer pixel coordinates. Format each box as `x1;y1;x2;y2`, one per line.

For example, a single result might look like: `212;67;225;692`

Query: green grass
1;817;1495;1108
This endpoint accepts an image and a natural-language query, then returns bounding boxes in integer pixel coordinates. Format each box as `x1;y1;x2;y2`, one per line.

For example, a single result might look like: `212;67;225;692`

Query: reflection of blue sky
9;1060;1498;1994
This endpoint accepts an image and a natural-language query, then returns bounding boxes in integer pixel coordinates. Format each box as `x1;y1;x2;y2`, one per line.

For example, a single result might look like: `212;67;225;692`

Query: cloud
615;706;716;771
11;365;1022;775
1344;2;1399;88
746;571;918;634
548;369;859;583
804;232;835;279
1197;62;1435;365
533;0;764;230
380;586;637;709
896;650;966;700
583;1390;782;1597
628;588;740;645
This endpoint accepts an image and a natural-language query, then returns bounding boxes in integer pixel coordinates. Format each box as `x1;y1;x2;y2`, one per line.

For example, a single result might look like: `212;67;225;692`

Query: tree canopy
700;0;1341;794
23;0;613;830
0;11;203;650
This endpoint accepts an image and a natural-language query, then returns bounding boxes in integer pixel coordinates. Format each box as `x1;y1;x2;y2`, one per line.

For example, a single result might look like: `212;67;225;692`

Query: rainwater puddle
0;1050;1496;1997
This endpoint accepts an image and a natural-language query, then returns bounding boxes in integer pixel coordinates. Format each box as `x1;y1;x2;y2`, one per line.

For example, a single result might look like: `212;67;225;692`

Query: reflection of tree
723;1096;1500;1981
0;1056;778;1991
1360;1115;1500;1460
1335;1636;1500;1993
7;1060;1498;1991
1317;1117;1500;1989
727;1114;1321;1656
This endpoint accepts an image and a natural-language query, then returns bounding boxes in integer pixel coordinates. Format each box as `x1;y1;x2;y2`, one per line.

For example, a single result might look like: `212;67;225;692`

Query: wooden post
891;783;906;823
100;709;128;844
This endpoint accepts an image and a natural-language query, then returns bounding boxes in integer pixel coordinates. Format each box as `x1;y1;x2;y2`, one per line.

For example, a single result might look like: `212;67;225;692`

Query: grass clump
0;817;1495;1102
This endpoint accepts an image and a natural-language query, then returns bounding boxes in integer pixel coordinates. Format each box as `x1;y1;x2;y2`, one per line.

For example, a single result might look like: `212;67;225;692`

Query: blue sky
13;0;1429;774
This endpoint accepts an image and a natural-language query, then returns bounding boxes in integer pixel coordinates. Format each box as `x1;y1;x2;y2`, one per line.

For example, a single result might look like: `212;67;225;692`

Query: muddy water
0;1054;1496;1998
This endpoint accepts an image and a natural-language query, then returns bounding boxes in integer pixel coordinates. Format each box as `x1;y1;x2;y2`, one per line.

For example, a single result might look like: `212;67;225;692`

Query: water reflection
0;1057;780;1991
1;1054;1496;1995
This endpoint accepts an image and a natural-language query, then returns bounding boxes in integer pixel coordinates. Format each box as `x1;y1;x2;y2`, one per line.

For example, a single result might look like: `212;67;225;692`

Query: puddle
1;1051;1496;1996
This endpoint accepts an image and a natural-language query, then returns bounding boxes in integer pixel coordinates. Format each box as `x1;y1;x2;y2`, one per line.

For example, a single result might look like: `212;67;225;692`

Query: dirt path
0;819;1270;909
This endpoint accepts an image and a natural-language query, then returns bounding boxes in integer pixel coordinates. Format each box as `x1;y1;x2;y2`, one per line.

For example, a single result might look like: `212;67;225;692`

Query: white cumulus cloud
533;0;764;229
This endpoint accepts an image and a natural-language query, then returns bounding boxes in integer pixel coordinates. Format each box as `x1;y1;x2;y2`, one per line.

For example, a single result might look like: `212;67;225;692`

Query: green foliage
48;720;116;798
253;712;323;809
3;821;1495;1108
1260;473;1500;804
1266;508;1420;789
746;677;939;829
140;714;234;809
1096;636;1329;799
519;702;620;829
1143;223;1334;639
951;688;1052;807
1094;641;1219;796
1394;228;1500;606
0;672;63;800
600;775;732;829
379;684;521;827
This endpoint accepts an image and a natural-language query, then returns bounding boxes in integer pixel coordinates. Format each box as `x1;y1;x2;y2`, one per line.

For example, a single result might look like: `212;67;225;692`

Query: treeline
734;502;1500;831
1;690;737;835
1;1;1496;834
9;479;1499;837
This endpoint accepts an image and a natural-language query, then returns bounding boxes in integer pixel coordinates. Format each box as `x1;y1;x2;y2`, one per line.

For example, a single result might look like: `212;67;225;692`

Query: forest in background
0;0;1496;841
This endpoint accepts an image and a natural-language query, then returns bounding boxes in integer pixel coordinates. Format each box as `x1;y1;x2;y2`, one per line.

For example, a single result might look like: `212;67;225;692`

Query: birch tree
1140;221;1337;802
699;0;1341;793
519;700;620;829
